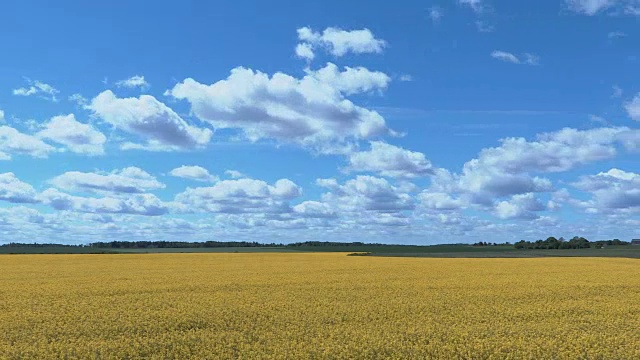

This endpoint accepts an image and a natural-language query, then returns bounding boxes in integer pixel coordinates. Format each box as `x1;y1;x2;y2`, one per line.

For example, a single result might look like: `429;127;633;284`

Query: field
4;244;640;258
1;253;640;359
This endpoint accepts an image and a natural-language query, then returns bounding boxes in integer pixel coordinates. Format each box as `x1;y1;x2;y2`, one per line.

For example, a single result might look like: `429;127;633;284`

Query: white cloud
115;75;150;89
293;201;337;218
305;63;391;95
118;141;181;152
491;51;520;64
347;141;434;178
297;27;386;57
627;3;640;14
167;65;391;154
491;51;539;65
589;114;608;125
617;128;640;151
317;175;415;214
355;212;410;227
224;170;246;179
0;173;39;203
476;20;494;33
494;193;546;219
566;0;617;15
429;6;444;22
625;94;640;120
0;109;4;122
458;169;553;204
50;167;164;194
68;93;88;106
399;74;413;82
566;0;640;15
0;126;56;160
36;114;106;155
474;127;624;174
419;127;636;213
453;127;625;200
175;178;302;214
608;31;627;38
418;192;465;211
573;168;640;210
611;85;623;98
295;43;315;61
87;90;212;150
169;165;218;182
522;53;540;65
459;0;484;13
12;78;59;102
39;188;168;216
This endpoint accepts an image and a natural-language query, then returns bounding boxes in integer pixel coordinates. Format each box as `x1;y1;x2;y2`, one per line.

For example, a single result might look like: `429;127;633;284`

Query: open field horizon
3;243;640;258
2;253;639;359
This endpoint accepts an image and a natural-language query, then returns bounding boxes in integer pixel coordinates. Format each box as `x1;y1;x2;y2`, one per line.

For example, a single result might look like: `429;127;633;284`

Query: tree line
514;237;629;250
0;240;387;249
0;239;632;250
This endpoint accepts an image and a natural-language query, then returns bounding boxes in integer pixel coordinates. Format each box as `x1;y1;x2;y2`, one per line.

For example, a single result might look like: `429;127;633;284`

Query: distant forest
0;241;388;249
513;237;629;250
0;238;632;250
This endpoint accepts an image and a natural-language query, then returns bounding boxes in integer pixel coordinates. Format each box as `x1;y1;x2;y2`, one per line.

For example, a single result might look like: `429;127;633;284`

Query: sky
1;0;639;245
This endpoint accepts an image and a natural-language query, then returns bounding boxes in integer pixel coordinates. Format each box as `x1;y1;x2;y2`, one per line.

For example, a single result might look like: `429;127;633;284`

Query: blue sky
1;0;639;244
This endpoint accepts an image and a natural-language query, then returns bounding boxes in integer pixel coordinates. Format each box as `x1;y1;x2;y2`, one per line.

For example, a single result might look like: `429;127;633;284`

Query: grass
2;243;640;258
287;244;516;253
370;245;640;258
0;246;298;254
0;246;116;254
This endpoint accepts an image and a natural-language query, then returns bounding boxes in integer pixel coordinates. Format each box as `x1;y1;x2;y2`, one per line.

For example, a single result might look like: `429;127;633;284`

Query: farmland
1;253;640;359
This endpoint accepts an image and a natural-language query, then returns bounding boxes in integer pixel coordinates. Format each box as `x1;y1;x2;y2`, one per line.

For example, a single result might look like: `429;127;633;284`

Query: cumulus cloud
418;192;465;211
87;90;212;150
429;6;444;23
39;188;168;216
68;93;89;106
0;173;39;203
567;0;640;15
0;126;56;160
573;168;640;210
167;64;391;153
458;127;625;195
169;165;218;182
115;75;150;89
459;0;484;13
292;201;337;218
419;127;639;215
175;178;302;214
297;27;386;58
36;114;106;155
347;141;434;178
476;20;494;32
625;94;640;120
224;170;246;179
295;43;315;61
491;51;539;65
0;109;4;122
481;128;618;172
611;85;624;98
317;176;414;214
608;31;627;38
50;167;165;194
12;78;59;102
494;193;546;219
305;63;391;95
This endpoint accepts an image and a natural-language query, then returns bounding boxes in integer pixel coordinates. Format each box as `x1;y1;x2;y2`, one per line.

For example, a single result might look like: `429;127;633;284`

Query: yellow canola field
1;253;639;359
